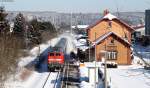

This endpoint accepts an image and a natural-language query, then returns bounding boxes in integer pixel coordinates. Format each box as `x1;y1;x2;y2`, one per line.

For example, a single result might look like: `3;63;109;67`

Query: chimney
103;9;109;16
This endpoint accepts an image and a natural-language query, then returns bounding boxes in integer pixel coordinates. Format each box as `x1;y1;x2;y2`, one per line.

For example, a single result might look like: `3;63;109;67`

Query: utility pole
104;51;107;88
70;12;72;35
94;32;97;88
104;34;108;88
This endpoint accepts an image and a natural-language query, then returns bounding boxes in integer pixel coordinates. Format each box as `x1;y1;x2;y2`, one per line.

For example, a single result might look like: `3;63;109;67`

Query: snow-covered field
107;65;150;88
132;44;150;64
4;33;76;88
79;61;150;88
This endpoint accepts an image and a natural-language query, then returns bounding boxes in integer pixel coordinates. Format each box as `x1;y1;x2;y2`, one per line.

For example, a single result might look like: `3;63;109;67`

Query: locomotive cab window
56;53;61;56
49;53;54;56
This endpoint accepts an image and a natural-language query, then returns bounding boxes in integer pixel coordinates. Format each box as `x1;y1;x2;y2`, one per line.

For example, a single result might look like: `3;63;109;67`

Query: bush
0;34;23;81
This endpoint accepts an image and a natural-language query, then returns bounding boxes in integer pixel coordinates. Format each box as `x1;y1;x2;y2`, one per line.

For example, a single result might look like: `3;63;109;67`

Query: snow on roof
78;45;89;51
135;27;145;32
72;25;89;29
133;25;145;30
87;13;134;31
103;13;117;20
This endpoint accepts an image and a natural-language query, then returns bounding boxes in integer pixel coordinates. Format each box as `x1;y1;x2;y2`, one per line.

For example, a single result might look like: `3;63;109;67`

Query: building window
124;34;127;39
108;21;112;28
110;39;115;44
107;51;117;60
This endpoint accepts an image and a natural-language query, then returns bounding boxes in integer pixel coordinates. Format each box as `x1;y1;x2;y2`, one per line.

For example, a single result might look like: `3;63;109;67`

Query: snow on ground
80;61;150;88
79;65;93;88
42;72;60;88
106;65;150;88
79;62;104;88
23;71;49;88
4;32;76;88
18;37;60;68
133;44;150;64
4;36;60;88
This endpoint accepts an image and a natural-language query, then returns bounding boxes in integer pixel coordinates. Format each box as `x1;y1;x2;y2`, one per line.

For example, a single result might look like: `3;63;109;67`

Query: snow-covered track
42;72;51;88
61;63;80;88
42;71;60;88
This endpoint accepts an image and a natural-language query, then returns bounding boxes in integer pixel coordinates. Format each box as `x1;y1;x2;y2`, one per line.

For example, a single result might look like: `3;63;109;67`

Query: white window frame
107;51;117;60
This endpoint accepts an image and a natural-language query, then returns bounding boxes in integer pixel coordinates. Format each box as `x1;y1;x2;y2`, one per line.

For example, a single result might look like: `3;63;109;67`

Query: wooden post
104;52;107;88
89;40;90;62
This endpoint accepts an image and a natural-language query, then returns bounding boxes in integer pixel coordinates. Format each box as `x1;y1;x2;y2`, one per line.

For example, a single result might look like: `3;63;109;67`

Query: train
47;38;67;71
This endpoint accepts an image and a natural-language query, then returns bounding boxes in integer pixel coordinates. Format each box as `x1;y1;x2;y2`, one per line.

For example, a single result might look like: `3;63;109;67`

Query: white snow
79;62;104;88
43;72;60;88
18;37;60;68
72;25;89;29
74;34;89;51
79;61;150;88
75;34;84;39
4;32;76;88
103;13;117;20
4;36;60;88
78;39;87;45
133;44;150;65
104;65;150;88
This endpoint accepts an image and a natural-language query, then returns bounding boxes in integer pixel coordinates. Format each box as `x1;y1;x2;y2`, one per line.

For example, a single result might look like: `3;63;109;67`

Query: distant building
72;25;89;30
87;10;134;65
145;10;150;35
72;25;89;34
133;25;145;38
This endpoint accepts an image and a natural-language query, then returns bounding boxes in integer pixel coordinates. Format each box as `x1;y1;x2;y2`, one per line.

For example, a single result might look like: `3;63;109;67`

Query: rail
53;71;61;88
42;71;60;88
61;62;80;88
42;72;51;88
60;63;67;88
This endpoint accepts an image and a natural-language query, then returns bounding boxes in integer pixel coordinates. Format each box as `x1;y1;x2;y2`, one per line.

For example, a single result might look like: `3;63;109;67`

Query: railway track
42;71;61;88
41;37;67;88
61;62;80;88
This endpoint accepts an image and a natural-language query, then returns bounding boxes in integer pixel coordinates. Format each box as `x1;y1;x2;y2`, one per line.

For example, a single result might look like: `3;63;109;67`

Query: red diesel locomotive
48;52;64;71
47;38;66;71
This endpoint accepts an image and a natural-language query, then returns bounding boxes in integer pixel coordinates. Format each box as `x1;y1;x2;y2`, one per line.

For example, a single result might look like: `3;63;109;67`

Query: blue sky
2;0;150;13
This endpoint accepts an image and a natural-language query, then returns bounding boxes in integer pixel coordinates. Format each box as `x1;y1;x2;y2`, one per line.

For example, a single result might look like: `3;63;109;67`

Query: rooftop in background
132;24;145;30
72;25;89;29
